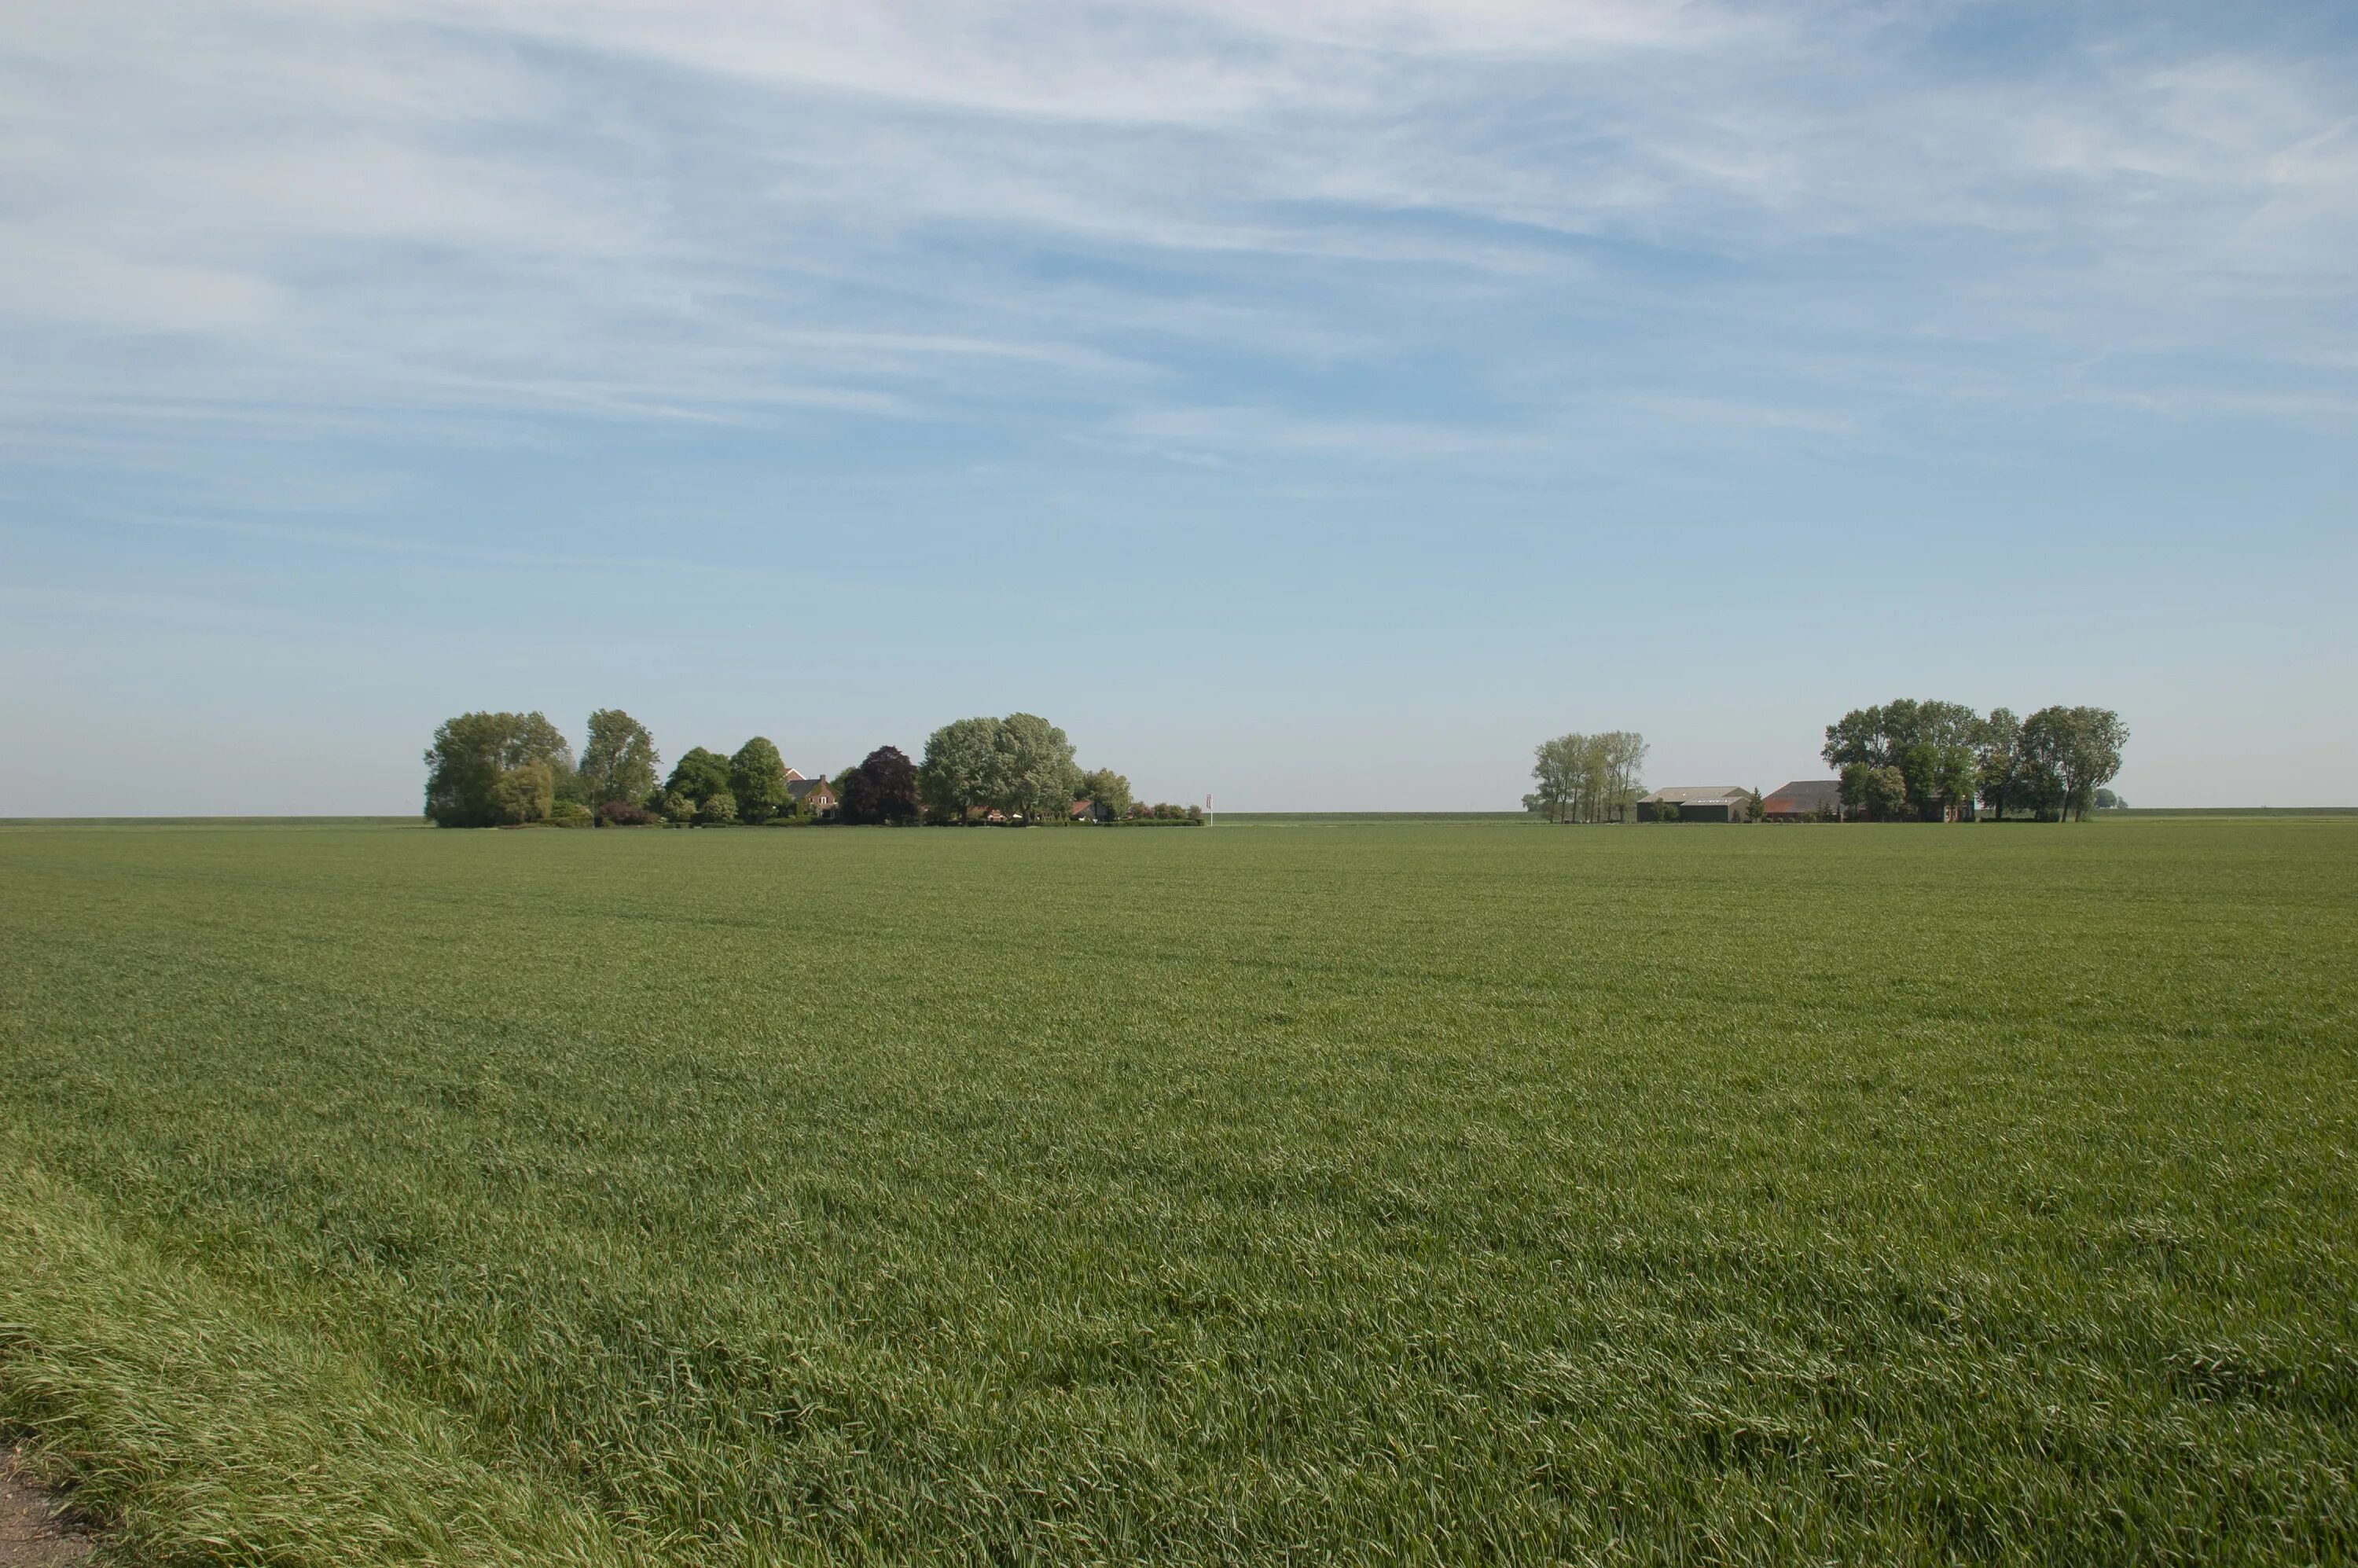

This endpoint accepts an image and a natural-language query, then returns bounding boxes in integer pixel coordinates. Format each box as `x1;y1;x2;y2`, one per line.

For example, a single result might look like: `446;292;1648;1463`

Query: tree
1977;708;2023;821
1743;788;1765;823
840;745;921;824
490;760;555;825
1824;704;1903;771
828;763;861;817
1841;763;1909;822
1528;730;1647;823
696;789;740;827
992;713;1078;824
1908;701;1982;821
1600;731;1647;822
1080;767;1133;821
1826;700;1979;821
664;747;731;806
423;711;573;827
2013;713;2068;821
579;710;659;810
2026;705;2128;821
921;716;1005;824
1528;736;1579;823
658;791;697;827
729;736;792;824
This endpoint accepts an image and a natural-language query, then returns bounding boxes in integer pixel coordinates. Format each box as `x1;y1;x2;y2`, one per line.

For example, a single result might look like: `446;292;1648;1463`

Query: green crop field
2;818;2353;1564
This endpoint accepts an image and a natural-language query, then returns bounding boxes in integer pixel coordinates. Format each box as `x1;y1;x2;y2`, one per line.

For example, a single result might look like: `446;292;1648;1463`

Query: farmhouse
1761;779;1844;821
785;771;837;818
1636;785;1750;823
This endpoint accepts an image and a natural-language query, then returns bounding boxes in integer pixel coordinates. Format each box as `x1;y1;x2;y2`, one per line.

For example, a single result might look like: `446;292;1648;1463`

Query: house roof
1639;785;1750;804
786;777;834;800
1762;779;1842;808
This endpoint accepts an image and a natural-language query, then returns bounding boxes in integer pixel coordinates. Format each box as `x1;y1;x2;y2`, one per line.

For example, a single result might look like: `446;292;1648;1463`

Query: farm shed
1761;780;1844;821
1636;785;1750;822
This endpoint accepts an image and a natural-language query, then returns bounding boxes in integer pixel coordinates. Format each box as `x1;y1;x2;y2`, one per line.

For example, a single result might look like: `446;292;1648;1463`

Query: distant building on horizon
1636;785;1750;823
1761;780;1844;821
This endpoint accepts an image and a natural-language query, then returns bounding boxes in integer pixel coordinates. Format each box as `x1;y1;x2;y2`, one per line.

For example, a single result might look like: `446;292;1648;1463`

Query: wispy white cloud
0;0;2352;465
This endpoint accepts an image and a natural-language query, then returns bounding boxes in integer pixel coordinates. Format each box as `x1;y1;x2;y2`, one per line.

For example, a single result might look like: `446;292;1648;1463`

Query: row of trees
1523;731;1649;824
1824;700;2128;822
424;709;1187;828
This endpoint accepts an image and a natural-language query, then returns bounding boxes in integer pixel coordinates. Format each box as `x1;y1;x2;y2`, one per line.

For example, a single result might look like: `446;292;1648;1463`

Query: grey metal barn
1636;785;1750;822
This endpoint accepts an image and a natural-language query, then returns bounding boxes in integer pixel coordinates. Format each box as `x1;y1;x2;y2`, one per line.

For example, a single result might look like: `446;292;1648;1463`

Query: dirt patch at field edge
0;1449;93;1566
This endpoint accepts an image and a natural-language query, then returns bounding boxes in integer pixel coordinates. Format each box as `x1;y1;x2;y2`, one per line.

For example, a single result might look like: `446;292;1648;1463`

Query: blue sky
3;0;2353;813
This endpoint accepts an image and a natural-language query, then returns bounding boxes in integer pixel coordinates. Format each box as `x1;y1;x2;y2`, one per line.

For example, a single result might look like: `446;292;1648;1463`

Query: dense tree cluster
1524;731;1648;824
1825;700;2128;822
421;711;578;828
1516;703;2131;827
912;718;1188;824
427;708;1155;828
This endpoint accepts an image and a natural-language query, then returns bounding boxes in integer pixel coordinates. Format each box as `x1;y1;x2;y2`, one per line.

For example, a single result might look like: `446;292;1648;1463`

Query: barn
1636;785;1750;823
1761;780;1844;821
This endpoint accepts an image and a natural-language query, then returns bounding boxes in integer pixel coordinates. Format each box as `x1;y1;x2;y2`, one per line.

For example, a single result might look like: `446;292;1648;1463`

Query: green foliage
421;711;572;828
1529;731;1647;823
663;748;731;806
921;716;1004;823
727;738;791;824
547;800;594;829
1978;707;2024;820
489;761;555;826
1826;700;1978;821
6;821;2350;1563
1652;800;1682;823
1079;767;1133;821
695;789;739;827
657;791;696;827
1827;700;2123;824
2023;705;2131;822
1840;762;1911;821
579;711;660;810
992;713;1078;824
2015;714;2070;821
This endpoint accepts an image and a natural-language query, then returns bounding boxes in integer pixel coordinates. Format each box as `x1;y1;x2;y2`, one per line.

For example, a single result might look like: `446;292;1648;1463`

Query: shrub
697;790;740;827
659;791;697;827
596;801;660;827
547;800;593;829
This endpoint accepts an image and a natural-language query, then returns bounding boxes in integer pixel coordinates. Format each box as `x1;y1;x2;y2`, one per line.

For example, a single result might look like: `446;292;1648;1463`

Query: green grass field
2;818;2353;1564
